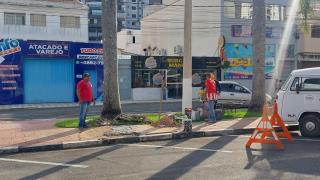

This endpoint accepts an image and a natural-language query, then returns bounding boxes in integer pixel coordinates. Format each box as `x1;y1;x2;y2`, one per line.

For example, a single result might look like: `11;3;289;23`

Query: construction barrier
246;105;284;150
262;102;293;142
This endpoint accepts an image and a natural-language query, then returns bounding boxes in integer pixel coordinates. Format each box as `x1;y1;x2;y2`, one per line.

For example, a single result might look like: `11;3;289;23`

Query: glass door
166;68;183;99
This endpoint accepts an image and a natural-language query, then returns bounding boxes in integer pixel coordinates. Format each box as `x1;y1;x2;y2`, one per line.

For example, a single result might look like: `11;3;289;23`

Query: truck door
282;77;320;122
281;77;304;122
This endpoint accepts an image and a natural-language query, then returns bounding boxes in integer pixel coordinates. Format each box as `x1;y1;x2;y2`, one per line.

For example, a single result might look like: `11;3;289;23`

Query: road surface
0;134;319;180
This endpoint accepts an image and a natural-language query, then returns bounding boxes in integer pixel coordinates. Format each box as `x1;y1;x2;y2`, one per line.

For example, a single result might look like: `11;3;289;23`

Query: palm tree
250;0;266;111
101;0;122;120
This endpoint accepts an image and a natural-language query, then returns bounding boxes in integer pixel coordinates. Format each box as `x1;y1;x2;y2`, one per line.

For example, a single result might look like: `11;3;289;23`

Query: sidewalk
0;118;254;147
0;117;299;154
0;100;182;110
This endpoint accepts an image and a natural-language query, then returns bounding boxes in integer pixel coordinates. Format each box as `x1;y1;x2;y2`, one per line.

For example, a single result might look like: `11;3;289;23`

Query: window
301;78;320;91
132;14;137;18
220;83;235;92
235;85;250;93
231;25;251;37
266;27;273;38
60;16;80;28
30;14;46;26
87;2;101;8
290;77;301;91
132;36;136;43
132;0;136;2
133;70;166;88
266;5;280;21
240;3;253;19
91;10;102;16
4;13;25;25
231;25;276;38
224;1;236;18
311;25;320;38
224;1;285;21
280;75;292;91
290;77;320;91
89;18;98;25
132;6;137;10
167;69;182;84
132;22;136;26
286;45;295;58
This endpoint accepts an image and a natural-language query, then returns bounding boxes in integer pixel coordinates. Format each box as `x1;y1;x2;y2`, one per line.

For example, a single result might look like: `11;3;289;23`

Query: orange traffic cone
264;102;293;142
246;105;284;150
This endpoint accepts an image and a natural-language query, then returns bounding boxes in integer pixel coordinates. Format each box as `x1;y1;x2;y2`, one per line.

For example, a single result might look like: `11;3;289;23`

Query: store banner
26;40;70;57
0;39;24;105
224;43;276;79
72;43;104;101
132;56;220;69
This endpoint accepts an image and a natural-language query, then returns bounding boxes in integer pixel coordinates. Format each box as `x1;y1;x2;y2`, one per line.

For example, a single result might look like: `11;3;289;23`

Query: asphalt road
0;102;203;121
1;135;320;180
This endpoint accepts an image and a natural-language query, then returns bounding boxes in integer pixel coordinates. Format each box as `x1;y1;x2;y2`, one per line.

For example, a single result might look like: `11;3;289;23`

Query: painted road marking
118;144;233;153
0;158;88;168
229;134;320;142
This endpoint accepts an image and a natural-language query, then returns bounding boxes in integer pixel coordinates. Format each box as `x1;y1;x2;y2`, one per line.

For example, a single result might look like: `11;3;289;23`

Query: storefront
23;40;74;103
0;39;105;105
0;39;24;105
131;56;221;101
72;43;104;101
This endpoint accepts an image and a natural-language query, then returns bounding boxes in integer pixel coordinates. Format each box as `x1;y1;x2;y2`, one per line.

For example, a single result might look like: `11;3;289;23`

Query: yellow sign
228;58;251;67
167;58;183;68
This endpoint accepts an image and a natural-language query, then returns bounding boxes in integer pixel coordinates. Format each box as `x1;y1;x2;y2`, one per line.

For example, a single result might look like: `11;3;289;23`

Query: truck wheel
299;114;320;137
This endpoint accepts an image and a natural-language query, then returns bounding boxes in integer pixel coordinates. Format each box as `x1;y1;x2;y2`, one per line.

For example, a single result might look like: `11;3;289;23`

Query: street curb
0;100;185;110
0;125;299;155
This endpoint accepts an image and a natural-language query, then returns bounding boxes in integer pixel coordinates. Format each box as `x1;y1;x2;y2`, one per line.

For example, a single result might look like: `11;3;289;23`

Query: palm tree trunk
101;0;122;120
250;0;266;111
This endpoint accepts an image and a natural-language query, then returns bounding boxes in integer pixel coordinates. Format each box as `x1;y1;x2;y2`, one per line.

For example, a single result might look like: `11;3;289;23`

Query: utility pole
182;0;192;113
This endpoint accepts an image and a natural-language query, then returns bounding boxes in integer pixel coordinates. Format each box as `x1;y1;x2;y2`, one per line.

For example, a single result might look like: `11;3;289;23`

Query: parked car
218;81;272;107
277;67;320;137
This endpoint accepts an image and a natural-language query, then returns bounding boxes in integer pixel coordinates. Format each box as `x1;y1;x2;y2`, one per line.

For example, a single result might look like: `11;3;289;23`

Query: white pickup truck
277;67;320;137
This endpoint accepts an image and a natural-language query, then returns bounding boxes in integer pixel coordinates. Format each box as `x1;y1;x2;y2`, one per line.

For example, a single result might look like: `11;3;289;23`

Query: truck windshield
281;75;292;91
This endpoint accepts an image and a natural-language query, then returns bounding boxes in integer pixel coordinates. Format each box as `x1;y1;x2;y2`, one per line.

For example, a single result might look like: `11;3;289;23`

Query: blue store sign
26;40;70;57
72;43;104;101
0;39;24;105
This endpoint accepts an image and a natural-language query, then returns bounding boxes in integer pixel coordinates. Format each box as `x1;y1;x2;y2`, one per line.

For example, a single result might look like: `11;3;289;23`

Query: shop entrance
166;69;182;99
24;58;74;103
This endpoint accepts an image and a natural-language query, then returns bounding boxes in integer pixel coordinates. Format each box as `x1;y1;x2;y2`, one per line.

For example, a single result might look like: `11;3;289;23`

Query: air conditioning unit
127;30;132;35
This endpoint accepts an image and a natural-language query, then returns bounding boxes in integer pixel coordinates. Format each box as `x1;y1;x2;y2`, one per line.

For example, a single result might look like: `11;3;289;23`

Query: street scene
1;0;320;179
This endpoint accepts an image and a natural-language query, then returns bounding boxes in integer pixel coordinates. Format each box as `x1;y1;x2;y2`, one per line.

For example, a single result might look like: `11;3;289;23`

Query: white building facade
117;29;142;55
0;0;89;42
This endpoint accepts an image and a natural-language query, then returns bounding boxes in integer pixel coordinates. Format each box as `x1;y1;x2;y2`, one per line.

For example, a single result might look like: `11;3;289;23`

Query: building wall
221;0;296;86
141;0;222;56
297;20;320;55
0;0;88;42
84;0;162;42
117;29;142;55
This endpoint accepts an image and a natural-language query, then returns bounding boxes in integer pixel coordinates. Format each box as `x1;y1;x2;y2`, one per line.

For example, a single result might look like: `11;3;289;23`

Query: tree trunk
101;0;122;120
250;0;266;111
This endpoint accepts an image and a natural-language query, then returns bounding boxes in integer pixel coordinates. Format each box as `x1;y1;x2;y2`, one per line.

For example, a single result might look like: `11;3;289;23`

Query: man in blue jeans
205;73;220;123
77;73;94;128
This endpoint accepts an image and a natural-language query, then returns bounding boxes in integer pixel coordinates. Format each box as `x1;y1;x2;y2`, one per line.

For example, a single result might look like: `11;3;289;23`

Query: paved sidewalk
0;117;262;148
0;100;182;110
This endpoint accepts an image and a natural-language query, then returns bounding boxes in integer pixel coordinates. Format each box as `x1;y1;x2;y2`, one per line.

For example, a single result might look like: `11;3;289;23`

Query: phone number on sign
80;61;104;65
